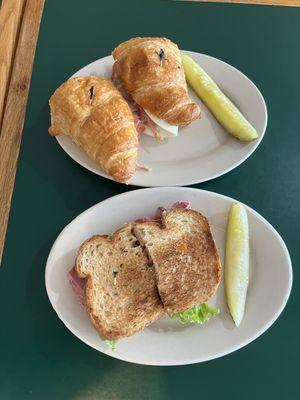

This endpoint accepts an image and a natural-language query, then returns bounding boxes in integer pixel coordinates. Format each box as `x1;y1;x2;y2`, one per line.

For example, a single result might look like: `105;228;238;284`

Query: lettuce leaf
105;340;116;351
169;303;219;324
99;334;117;350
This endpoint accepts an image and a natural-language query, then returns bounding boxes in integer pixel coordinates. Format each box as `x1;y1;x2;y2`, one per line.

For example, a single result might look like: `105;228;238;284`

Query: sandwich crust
112;37;201;126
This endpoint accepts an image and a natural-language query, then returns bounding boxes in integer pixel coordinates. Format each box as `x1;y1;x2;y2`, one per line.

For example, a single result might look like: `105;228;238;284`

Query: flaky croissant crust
49;76;138;183
112;37;201;126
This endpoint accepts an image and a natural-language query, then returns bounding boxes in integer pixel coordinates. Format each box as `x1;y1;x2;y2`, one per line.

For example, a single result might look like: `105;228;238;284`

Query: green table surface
1;0;299;399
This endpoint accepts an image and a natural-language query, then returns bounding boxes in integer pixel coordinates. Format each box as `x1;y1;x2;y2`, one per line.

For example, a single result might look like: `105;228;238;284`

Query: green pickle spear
225;203;249;327
181;52;258;141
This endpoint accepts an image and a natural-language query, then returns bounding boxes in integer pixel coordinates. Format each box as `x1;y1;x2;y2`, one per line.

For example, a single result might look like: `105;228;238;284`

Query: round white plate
45;187;292;366
56;51;267;187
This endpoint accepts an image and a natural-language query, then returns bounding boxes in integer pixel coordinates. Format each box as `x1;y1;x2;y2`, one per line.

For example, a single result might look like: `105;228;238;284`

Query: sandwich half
112;37;201;141
133;207;221;314
75;223;164;340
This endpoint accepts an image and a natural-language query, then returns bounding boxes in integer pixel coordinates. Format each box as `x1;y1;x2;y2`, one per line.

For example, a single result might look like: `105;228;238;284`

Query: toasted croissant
112;37;201;127
49;76;138;183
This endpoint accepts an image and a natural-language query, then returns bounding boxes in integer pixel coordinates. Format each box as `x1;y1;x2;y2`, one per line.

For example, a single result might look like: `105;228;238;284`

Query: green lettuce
99;334;117;350
105;340;116;351
169;303;220;324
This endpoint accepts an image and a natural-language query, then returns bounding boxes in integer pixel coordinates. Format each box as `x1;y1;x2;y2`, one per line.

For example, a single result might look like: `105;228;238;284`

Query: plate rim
55;51;268;187
45;187;292;366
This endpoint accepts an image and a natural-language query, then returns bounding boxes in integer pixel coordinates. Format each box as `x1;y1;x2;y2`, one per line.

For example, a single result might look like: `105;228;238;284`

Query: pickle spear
225;203;249;327
181;52;258;142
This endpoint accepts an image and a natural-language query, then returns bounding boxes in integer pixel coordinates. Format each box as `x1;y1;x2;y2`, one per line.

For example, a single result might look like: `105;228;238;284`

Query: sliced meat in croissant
49;76;138;183
112;37;201;126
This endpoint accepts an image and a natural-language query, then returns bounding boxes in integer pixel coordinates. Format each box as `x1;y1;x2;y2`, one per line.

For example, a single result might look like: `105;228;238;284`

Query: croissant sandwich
49;76;138;183
112;37;201;141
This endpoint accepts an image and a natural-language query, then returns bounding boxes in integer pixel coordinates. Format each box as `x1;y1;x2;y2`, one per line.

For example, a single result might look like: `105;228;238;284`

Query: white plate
56;51;267;186
45;187;292;366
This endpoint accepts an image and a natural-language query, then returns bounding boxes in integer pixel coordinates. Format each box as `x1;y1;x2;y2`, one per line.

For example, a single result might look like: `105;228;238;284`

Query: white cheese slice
144;110;178;139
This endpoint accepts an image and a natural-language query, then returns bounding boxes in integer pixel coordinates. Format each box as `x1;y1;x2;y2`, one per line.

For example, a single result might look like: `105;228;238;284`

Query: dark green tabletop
1;1;299;399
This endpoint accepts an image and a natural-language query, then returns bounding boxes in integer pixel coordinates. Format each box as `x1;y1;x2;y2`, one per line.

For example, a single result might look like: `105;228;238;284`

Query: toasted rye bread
133;209;221;314
75;224;164;340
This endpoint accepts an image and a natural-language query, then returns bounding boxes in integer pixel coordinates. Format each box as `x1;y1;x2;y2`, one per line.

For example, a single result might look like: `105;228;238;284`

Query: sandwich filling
111;62;178;141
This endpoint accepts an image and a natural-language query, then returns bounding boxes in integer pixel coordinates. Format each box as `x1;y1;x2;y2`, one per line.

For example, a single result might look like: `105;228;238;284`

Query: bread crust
49;76;138;183
134;209;221;313
112;37;201;126
75;224;164;340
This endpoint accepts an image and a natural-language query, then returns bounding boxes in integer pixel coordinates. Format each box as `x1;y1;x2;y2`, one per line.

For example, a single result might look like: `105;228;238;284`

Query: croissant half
112;37;201;126
49;76;138;183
